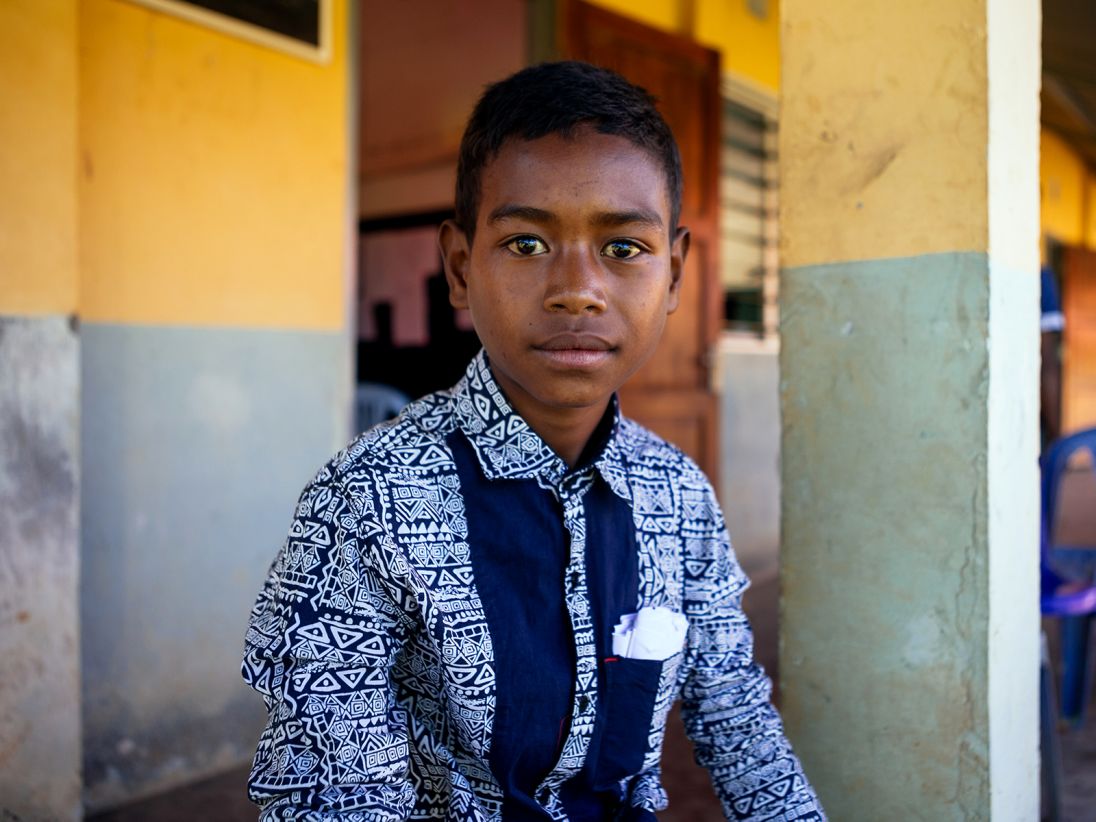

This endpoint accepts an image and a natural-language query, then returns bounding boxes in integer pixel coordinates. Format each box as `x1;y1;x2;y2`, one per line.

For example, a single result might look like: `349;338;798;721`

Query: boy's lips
534;333;616;368
537;333;614;351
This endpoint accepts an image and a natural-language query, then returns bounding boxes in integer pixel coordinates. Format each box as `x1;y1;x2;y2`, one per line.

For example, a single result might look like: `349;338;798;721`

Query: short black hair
455;61;683;241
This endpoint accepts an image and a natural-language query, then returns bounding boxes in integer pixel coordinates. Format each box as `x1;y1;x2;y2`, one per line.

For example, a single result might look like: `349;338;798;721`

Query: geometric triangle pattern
241;351;824;820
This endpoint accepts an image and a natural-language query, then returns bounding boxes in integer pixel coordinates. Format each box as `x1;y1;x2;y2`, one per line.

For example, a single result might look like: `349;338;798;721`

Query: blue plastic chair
1040;428;1096;725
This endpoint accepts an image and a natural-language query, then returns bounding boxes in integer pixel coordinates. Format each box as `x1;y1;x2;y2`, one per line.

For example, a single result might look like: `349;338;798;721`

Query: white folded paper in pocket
611;606;689;660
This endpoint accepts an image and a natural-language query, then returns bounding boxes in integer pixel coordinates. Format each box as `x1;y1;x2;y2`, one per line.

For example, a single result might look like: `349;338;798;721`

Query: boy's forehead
486;128;659;179
478;129;672;224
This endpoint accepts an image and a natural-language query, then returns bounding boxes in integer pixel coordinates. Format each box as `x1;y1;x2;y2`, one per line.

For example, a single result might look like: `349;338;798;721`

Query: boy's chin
503;375;618;415
529;381;623;413
483;350;638;416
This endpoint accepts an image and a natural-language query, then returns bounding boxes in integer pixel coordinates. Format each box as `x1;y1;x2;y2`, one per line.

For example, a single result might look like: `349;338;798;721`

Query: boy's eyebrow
487;205;557;226
590;209;664;230
487;204;664;230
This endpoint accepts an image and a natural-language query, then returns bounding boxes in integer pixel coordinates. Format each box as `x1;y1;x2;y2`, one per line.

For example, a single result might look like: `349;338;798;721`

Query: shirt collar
453;349;622;485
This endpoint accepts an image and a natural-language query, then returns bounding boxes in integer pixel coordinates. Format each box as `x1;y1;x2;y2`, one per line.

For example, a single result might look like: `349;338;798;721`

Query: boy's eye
602;240;643;260
505;236;548;256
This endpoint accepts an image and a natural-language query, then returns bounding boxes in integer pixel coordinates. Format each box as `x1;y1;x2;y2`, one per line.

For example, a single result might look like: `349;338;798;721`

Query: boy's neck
518;402;610;469
482;360;615;469
492;382;610;468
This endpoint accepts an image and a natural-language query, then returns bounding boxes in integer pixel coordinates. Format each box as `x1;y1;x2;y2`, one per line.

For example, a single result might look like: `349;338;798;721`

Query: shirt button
578;696;590;712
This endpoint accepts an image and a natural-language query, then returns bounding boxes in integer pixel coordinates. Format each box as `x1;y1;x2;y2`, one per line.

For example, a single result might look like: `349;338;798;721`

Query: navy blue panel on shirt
448;429;570;820
448;427;641;821
565;473;647;814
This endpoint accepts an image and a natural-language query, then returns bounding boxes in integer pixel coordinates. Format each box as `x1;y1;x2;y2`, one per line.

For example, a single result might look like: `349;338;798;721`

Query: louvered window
720;97;778;337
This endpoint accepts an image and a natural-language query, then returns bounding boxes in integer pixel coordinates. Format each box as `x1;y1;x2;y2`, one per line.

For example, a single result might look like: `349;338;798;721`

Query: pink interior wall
358;227;436;344
358;0;525;344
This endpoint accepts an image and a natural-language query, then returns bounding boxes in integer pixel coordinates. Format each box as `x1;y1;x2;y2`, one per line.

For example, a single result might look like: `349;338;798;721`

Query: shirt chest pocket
589;653;681;789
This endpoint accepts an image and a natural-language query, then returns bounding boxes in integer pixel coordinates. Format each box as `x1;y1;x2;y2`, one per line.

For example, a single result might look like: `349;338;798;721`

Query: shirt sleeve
678;479;825;821
241;475;417;820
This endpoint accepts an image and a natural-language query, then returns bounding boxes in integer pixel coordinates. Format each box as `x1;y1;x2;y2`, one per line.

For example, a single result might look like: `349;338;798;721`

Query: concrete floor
88;570;1096;821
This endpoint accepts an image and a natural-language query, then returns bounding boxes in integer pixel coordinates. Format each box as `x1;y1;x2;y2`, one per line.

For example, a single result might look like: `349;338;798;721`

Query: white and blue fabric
242;351;824;821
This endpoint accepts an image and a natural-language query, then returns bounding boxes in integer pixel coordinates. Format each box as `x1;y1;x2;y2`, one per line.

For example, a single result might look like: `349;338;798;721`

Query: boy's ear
438;219;472;310
667;225;690;314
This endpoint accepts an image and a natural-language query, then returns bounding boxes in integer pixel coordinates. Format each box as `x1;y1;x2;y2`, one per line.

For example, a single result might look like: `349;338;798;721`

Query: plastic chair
355;382;409;433
1040;428;1096;726
1039;430;1096;819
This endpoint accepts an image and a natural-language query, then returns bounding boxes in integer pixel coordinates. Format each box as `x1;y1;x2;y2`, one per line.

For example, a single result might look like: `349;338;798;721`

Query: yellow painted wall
0;1;79;316
1041;127;1086;248
695;0;780;93
780;0;989;267
587;0;780;92
585;0;682;34
79;0;349;331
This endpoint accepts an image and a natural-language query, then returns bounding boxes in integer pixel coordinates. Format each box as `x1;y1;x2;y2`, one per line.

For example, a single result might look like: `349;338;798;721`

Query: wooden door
553;6;725;819
1063;246;1096;433
556;0;723;483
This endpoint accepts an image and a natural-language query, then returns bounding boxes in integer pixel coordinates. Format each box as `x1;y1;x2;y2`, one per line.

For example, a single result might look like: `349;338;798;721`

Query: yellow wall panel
695;0;780;92
0;0;79;316
1040;128;1086;247
587;0;780;92
781;0;989;266
78;0;349;331
585;0;682;34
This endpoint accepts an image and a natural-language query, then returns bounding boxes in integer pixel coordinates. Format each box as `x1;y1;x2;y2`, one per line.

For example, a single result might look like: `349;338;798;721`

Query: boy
242;61;823;821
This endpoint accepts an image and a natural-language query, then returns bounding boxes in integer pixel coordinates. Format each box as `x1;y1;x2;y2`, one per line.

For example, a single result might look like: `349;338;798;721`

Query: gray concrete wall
80;322;350;811
717;340;781;581
0;315;81;821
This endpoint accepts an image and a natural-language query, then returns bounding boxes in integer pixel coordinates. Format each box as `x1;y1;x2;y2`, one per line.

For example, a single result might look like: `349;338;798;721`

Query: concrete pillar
778;1;1040;818
0;2;82;819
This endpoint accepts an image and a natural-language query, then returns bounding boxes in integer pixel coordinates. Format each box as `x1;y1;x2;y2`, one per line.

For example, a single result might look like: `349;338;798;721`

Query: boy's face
440;127;687;430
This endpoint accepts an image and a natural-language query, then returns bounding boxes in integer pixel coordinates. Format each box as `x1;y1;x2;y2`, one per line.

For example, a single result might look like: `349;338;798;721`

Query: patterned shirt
242;351;824;821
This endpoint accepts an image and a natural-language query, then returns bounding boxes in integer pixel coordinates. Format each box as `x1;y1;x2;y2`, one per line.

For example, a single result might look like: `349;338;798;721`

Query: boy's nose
544;250;608;315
